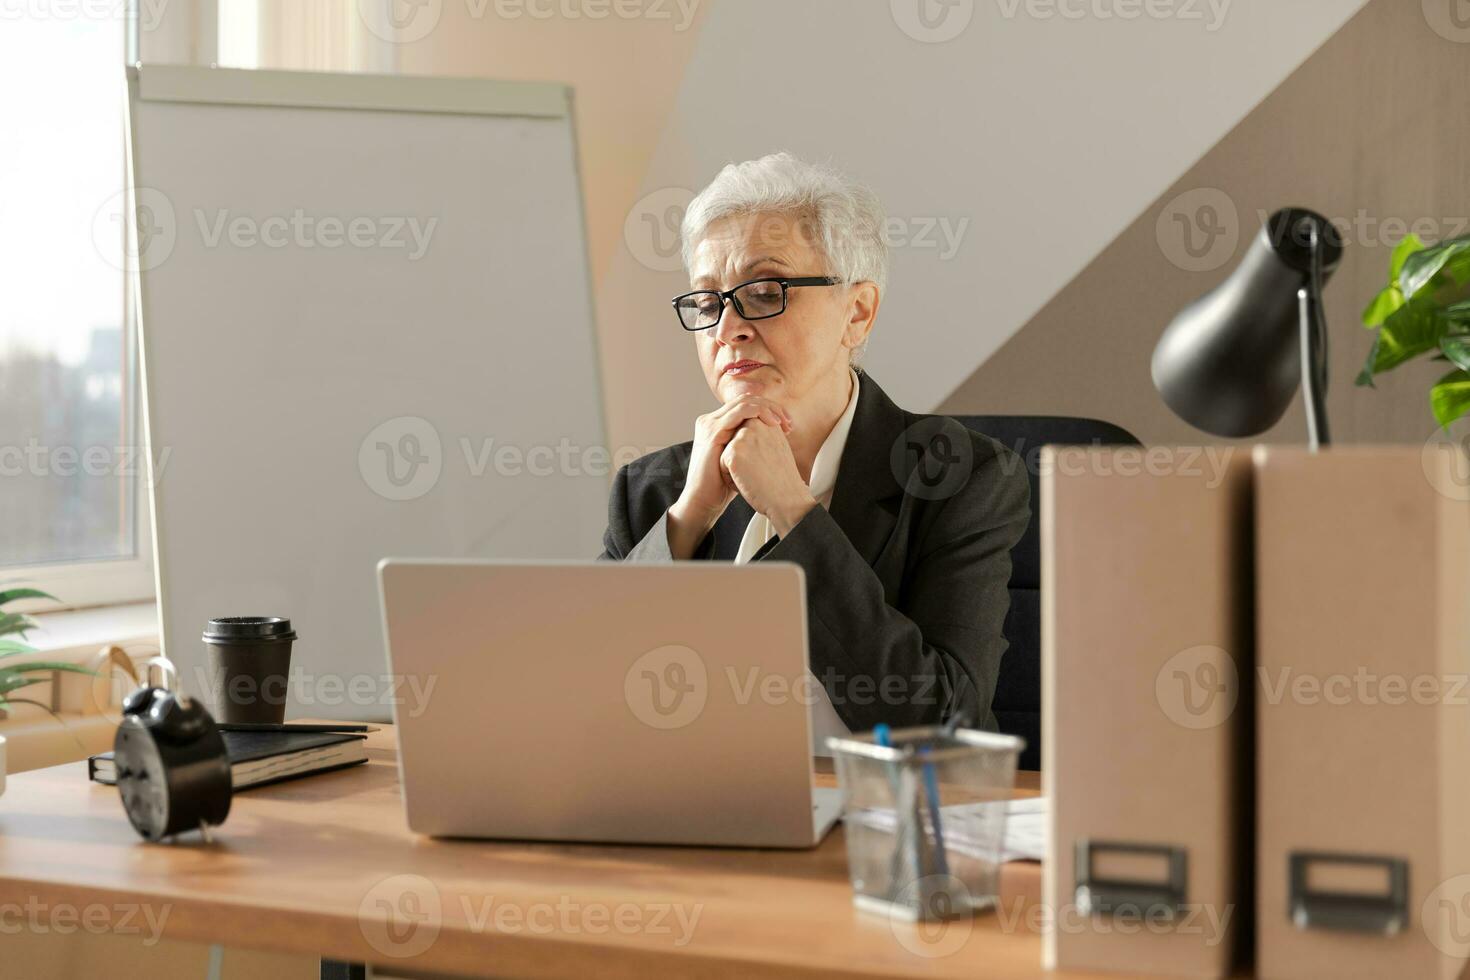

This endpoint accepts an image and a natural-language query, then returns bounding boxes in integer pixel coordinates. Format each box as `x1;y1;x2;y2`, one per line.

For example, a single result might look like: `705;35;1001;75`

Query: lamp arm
1298;220;1332;451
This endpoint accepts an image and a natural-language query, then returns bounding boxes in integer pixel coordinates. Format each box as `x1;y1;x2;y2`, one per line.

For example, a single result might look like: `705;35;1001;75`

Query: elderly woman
600;153;1029;740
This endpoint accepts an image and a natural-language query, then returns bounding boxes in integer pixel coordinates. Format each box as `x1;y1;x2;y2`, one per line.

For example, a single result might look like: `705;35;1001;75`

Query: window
0;13;153;607
0;3;392;610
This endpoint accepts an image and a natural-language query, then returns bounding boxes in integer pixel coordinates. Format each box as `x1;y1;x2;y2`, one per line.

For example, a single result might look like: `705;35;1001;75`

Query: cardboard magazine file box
1255;445;1470;980
1043;445;1253;978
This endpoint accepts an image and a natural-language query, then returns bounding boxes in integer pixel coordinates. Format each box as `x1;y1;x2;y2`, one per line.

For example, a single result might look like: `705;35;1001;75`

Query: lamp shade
1152;208;1343;438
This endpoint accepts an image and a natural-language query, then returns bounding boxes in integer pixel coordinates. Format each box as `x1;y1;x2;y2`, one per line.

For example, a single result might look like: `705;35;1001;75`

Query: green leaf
0;612;40;640
1442;300;1470;332
0;588;58;609
1442;337;1470;374
1366;295;1445;376
0;661;98;677
1432;369;1470;429
1362;285;1404;328
0;663;97;696
1389;233;1428;282
1401;235;1470;299
1356;334;1381;388
0;675;50;697
0;640;35;657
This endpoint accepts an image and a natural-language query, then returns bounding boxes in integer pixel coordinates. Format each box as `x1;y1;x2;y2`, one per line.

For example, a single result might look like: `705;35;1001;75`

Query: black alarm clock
114;687;233;842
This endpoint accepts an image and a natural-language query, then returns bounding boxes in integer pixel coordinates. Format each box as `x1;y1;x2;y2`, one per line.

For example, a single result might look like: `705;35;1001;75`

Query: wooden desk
0;724;1073;979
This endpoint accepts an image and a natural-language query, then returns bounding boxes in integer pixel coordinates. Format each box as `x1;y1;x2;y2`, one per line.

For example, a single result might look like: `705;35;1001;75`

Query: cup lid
202;616;297;643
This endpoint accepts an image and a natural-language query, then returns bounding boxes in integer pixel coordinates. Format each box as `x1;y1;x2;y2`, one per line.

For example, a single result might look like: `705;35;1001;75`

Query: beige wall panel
942;0;1470;449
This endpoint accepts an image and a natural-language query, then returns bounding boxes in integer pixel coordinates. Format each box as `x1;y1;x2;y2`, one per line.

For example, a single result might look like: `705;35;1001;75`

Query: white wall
144;0;1372;453
138;0;395;70
601;0;1369;449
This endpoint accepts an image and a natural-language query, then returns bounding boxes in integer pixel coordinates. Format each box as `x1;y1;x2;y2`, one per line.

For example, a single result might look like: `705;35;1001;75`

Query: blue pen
924;715;969;884
881;725;950;876
874;724;914;900
919;746;950;878
876;724;950;915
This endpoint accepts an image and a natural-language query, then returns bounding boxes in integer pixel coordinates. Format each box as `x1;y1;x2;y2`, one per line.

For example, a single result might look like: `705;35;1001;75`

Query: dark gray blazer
598;372;1030;733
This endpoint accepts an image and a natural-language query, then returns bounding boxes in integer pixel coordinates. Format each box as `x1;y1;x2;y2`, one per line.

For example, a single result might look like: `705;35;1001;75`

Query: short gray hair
680;152;889;292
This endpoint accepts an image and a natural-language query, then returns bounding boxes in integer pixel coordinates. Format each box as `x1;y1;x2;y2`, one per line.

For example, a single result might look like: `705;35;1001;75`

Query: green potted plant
1357;233;1470;427
0;587;98;796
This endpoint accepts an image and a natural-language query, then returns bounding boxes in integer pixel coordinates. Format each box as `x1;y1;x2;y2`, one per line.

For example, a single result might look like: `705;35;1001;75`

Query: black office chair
950;416;1141;772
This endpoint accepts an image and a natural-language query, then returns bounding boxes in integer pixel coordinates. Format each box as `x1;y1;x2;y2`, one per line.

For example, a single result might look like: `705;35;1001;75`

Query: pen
916;715;971;917
919;746;950;879
873;723;893;748
923;713;968;883
876;724;929;908
217;723;377;733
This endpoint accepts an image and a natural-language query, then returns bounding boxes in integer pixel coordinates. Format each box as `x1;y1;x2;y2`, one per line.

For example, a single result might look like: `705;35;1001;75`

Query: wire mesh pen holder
827;727;1023;922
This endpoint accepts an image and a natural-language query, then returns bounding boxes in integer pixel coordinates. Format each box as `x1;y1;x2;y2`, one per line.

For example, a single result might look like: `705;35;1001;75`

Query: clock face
116;723;170;839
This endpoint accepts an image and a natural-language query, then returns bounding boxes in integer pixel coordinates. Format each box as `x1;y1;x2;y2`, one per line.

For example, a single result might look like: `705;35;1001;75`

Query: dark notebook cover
218;729;365;762
89;729;368;789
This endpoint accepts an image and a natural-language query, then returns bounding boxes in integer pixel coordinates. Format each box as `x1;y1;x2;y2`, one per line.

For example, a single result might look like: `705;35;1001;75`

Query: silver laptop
377;559;844;848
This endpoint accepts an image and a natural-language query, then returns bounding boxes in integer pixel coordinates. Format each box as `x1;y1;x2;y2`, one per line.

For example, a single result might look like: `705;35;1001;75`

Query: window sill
0;710;118;774
25;600;159;661
1;601;160;773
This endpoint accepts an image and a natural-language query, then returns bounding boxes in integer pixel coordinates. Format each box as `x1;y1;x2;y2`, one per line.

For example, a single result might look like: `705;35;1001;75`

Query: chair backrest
950;415;1141;771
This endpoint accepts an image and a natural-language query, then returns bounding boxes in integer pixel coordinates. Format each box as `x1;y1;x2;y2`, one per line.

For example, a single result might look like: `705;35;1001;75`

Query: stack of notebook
89;729;369;790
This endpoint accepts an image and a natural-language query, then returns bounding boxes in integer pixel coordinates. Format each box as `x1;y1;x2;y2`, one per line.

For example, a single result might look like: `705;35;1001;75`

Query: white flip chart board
129;66;608;721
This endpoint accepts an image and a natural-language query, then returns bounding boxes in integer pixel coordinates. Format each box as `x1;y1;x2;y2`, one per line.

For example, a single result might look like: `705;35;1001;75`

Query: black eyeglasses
671;276;845;332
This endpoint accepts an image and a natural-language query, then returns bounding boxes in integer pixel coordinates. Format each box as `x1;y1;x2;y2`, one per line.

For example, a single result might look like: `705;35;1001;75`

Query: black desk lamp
1152;208;1344;450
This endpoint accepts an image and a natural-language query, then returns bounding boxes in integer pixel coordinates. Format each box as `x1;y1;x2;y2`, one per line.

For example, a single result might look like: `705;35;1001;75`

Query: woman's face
688;212;876;408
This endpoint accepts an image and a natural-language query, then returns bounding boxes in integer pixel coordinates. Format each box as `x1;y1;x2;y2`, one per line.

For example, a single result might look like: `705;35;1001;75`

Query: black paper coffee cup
202;616;297;724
